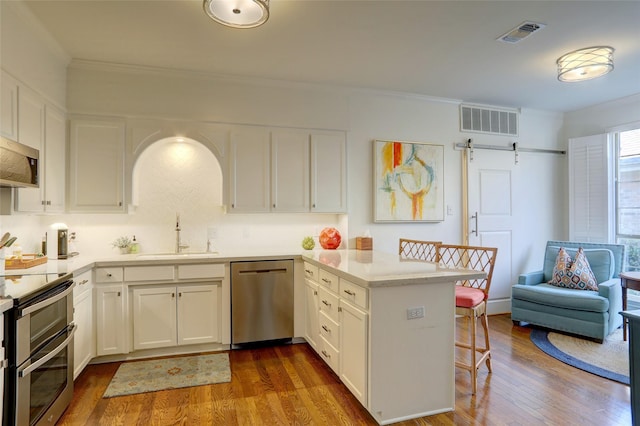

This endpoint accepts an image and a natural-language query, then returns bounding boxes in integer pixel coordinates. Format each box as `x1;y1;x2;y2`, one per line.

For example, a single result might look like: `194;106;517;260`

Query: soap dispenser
130;235;140;254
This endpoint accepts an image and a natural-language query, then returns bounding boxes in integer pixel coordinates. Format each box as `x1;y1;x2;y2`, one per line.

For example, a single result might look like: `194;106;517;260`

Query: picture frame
373;139;444;222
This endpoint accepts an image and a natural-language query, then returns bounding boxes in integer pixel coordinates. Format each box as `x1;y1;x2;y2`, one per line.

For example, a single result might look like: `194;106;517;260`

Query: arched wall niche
125;120;228;210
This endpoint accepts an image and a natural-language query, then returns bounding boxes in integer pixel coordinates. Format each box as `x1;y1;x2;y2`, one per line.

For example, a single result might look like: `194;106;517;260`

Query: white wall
0;1;69;107
563;93;640;139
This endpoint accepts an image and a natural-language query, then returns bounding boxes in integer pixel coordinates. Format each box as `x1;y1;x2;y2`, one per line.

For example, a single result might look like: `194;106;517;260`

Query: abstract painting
374;140;444;222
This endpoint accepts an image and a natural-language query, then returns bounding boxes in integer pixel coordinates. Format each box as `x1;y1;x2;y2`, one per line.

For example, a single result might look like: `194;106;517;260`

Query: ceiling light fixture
557;46;614;82
203;0;269;29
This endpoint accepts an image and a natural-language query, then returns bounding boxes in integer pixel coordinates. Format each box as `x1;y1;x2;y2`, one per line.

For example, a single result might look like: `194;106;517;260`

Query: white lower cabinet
339;299;368;405
304;261;369;406
95;284;127;356
304;278;320;351
133;284;220;351
73;270;94;379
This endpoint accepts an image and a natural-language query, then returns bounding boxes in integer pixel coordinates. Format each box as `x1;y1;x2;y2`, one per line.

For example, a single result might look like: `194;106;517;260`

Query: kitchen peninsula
301;250;485;425
1;249;484;426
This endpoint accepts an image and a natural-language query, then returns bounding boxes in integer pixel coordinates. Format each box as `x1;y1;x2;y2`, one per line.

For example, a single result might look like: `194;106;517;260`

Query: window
616;127;640;272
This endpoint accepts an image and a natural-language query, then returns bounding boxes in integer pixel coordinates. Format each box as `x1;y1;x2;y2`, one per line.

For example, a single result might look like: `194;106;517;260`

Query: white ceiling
21;0;640;112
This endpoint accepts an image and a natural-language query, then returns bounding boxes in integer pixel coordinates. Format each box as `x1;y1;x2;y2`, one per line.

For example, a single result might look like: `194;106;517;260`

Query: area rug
103;353;231;398
530;328;629;385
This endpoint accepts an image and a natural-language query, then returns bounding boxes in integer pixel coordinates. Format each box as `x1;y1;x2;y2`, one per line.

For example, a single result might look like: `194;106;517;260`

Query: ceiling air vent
498;21;546;44
460;105;519;136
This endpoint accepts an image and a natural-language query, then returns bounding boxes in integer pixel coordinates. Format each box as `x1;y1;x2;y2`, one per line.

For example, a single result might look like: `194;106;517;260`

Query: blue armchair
511;240;626;343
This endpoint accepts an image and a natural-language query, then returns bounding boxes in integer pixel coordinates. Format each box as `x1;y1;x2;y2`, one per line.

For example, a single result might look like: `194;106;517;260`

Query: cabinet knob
312;204;316;208
232;203;235;208
273;204;276;208
322;325;330;333
321;350;330;359
41;200;46;205
117;291;121;297
79;279;88;286
46;200;51;206
322;300;331;307
172;293;175;298
107;273;112;277
118;201;123;207
344;289;355;296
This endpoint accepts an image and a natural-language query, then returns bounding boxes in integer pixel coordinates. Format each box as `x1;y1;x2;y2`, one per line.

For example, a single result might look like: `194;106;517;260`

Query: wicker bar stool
436;243;498;394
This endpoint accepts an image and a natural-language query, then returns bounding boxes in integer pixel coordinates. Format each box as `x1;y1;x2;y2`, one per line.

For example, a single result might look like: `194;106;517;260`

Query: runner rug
103;353;231;397
530;327;629;385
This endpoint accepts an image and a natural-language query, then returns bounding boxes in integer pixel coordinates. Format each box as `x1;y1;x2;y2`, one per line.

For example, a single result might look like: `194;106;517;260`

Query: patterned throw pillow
548;247;599;291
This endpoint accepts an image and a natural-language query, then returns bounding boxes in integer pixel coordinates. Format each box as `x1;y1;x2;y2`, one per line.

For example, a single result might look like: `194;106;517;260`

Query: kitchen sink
136;252;220;260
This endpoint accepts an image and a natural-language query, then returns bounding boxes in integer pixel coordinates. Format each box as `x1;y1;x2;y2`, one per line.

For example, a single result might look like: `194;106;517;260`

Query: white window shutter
568;134;614;243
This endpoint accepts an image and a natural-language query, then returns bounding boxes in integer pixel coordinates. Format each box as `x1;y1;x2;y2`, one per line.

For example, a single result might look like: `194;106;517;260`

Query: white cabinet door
304;279;320;351
73;285;94;379
96;284;127;356
15;86;45;212
132;286;177;350
311;133;347;213
1;70;18;140
43;105;66;212
228;127;270;212
339;299;368;406
271;130;310;212
69;118;125;212
177;284;220;345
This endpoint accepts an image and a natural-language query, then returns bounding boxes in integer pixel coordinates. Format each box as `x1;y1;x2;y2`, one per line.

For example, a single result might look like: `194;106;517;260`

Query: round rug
530;327;629;385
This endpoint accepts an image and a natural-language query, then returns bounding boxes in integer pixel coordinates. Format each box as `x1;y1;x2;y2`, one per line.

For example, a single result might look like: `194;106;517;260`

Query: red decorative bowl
319;227;341;250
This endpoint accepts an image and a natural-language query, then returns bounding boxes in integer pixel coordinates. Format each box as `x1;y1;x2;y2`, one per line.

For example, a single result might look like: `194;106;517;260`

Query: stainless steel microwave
0;136;39;188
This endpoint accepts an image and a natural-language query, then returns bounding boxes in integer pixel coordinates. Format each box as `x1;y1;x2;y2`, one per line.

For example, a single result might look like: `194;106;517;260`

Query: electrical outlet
407;306;425;320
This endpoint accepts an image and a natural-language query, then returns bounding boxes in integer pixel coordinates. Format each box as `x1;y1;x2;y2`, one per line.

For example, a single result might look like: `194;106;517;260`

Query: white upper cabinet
2;72;67;213
271;130;310;212
14;86;45;213
69;118;125;212
228;126;347;213
228;127;271;213
0;70;18;140
42;105;66;212
311;133;347;213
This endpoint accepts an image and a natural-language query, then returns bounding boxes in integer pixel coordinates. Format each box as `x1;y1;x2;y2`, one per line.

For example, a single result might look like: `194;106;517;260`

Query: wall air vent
460;105;519;136
498;21;546;44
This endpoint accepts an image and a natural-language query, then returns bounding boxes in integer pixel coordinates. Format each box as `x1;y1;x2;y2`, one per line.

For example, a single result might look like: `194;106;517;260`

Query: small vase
119;247;130;254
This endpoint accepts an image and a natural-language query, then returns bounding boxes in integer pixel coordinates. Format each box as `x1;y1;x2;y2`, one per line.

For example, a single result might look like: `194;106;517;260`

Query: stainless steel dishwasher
231;259;294;346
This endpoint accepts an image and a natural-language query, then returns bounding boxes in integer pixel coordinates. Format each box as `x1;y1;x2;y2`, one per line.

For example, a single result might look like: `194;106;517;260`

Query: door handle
471;211;478;237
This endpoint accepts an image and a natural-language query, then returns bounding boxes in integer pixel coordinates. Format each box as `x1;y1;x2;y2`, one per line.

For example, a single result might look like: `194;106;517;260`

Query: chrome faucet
175;214;189;253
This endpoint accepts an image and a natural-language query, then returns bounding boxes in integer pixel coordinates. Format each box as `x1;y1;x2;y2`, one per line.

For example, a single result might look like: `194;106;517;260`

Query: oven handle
18;324;76;378
21;281;76;316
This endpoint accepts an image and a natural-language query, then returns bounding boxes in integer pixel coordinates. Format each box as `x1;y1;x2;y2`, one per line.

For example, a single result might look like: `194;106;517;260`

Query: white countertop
302;250;487;288
1;248;305;277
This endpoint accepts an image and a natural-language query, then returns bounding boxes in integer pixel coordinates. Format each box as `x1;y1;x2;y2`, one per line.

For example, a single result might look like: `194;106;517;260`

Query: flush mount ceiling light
557;46;614;82
203;0;269;29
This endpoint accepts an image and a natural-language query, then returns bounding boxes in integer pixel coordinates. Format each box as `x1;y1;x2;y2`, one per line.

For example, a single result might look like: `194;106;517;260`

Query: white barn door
466;148;514;314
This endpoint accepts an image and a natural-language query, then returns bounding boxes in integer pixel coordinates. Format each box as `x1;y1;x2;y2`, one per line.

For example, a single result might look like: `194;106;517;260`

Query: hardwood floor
59;314;631;425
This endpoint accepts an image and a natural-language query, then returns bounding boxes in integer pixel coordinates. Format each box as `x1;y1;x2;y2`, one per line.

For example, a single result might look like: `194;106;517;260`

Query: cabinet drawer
319;311;340;350
303;262;319;283
73;270;93;298
95;267;123;283
318;286;339;323
125;265;175;282
318;269;339;293
340;279;368;310
318;336;339;374
178;263;224;280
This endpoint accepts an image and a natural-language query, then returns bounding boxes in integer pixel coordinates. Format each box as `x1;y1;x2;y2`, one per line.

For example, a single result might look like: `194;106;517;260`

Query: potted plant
112;236;132;254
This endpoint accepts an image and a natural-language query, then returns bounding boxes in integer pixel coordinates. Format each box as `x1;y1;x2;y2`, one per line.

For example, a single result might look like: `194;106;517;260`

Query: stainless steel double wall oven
2;273;75;426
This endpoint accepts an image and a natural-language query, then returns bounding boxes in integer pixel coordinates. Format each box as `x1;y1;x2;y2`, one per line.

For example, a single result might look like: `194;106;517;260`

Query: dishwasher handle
237;268;288;275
